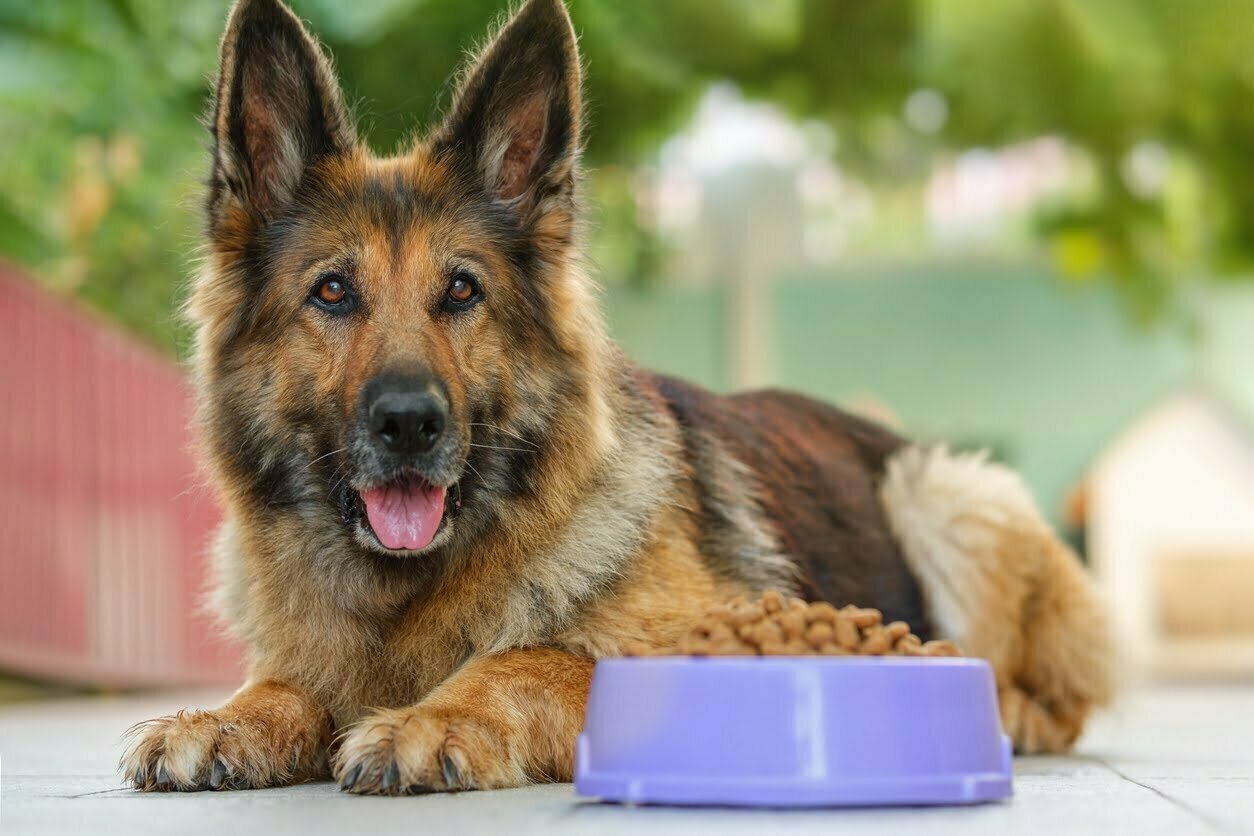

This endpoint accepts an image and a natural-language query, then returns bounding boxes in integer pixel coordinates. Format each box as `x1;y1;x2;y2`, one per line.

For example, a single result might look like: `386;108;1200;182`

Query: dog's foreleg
335;647;594;795
120;679;334;790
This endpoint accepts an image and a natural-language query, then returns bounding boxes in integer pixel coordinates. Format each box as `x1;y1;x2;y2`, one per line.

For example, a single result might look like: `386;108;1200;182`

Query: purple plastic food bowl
574;656;1013;808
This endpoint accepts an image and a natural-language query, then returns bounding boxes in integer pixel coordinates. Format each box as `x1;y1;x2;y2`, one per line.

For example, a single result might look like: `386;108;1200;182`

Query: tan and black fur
121;0;1114;794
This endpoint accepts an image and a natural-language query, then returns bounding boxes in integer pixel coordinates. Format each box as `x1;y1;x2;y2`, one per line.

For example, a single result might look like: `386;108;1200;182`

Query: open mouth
357;474;449;552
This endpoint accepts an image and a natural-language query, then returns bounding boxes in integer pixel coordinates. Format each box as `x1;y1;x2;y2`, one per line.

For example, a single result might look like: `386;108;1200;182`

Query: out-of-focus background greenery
6;0;1254;533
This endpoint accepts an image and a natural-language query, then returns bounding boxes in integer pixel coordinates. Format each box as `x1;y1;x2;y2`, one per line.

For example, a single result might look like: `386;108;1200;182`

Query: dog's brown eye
448;277;474;302
309;274;357;315
318;279;346;305
445;271;481;308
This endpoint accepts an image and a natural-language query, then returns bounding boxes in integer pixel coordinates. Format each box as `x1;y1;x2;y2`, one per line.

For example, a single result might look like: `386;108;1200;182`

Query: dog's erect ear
432;0;582;225
208;0;355;224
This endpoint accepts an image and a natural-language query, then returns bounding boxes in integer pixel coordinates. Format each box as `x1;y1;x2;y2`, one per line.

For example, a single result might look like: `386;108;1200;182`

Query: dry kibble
860;625;892;654
783;639;811;655
709;622;736;643
754;620;786;645
779;609;807;639
834;616;861;649
805;622;834;644
845;607;881;628
885;621;911;642
808;601;840;624
623;591;963;659
895;633;923;655
922;640;962;657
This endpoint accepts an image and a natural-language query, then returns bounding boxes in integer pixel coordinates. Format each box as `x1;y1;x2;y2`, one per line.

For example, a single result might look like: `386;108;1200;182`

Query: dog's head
192;0;606;558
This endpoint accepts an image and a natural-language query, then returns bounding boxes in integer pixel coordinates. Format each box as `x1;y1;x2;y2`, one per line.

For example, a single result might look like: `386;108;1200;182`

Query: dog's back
651;374;929;633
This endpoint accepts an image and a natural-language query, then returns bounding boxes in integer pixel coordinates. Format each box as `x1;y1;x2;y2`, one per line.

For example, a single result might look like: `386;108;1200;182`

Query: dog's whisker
462;460;486;486
468;442;533;454
305;447;348;471
468;422;539;449
328;466;349;499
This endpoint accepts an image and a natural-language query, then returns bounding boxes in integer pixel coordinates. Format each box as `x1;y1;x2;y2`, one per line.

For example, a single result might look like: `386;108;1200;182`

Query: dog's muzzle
351;373;458;552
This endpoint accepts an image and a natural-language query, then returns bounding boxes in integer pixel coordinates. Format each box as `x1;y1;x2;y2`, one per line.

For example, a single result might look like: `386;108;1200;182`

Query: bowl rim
597;655;988;669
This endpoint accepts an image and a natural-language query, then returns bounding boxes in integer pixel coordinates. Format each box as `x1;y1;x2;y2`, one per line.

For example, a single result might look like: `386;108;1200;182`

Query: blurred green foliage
3;0;1254;352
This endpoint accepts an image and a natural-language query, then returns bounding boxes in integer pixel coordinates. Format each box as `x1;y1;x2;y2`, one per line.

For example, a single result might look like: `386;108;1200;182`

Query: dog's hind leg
879;445;1115;753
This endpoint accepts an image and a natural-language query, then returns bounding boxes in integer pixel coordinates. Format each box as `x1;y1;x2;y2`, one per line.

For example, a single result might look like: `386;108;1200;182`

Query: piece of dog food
625;591;963;658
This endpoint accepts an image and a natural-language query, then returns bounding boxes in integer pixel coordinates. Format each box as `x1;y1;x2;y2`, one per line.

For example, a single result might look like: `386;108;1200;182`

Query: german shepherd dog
122;0;1113;794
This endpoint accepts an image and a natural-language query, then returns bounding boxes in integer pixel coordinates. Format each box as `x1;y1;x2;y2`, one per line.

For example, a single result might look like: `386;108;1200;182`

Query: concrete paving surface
2;683;1252;834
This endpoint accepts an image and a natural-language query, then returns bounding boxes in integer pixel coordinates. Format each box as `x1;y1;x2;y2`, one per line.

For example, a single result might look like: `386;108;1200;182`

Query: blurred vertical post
706;165;804;390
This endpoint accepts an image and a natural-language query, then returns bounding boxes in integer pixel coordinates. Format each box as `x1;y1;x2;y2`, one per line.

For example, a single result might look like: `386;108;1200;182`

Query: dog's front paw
121;705;330;791
335;706;524;795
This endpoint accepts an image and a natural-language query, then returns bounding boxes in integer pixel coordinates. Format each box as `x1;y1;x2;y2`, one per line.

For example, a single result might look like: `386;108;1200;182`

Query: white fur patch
877;444;1042;646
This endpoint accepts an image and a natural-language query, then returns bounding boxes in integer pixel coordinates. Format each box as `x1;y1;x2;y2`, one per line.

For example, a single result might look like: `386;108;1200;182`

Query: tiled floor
2;683;1251;834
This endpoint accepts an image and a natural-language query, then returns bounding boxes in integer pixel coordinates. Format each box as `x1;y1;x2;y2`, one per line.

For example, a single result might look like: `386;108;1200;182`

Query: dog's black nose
368;388;447;454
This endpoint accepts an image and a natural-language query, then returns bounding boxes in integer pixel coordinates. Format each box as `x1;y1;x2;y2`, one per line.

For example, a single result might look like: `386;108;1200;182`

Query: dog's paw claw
339;763;362;792
381;761;399;793
441;754;462;790
209;758;228;790
156;766;172;789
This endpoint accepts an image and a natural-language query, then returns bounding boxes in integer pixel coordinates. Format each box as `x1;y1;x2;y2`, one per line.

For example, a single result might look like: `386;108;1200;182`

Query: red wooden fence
0;264;243;686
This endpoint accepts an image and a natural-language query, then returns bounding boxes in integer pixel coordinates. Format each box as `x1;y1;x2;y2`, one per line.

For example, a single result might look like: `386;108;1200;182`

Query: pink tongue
361;480;447;551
